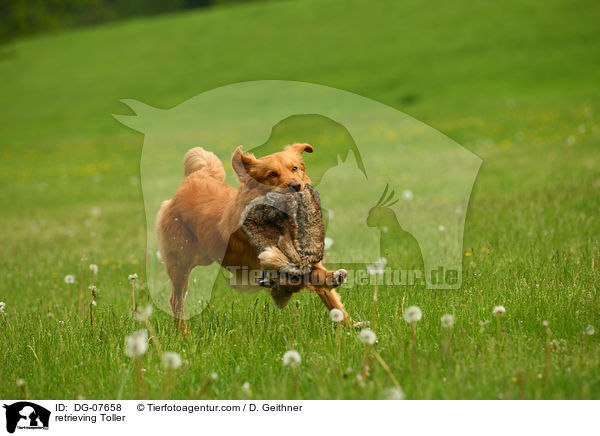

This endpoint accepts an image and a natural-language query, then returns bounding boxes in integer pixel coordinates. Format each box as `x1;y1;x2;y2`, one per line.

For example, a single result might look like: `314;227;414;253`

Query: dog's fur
157;144;350;332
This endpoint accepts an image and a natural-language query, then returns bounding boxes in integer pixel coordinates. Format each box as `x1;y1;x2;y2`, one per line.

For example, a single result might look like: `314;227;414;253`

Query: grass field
1;0;599;400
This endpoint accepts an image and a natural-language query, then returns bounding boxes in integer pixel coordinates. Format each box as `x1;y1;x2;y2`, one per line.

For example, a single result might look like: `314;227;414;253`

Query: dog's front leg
307;262;354;326
309;262;348;288
307;284;353;326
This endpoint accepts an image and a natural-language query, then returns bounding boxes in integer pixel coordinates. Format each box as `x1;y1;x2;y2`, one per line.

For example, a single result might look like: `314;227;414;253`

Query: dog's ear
285;143;314;155
232;146;258;181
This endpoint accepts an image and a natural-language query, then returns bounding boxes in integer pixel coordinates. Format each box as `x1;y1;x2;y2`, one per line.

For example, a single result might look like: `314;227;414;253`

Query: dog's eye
292;166;298;171
269;172;279;178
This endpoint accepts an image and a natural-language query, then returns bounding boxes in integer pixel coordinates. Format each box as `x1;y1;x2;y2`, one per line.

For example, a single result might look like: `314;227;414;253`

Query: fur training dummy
239;185;324;307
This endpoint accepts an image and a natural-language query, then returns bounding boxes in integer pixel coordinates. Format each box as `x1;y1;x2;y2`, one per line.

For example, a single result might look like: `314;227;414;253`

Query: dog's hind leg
165;259;192;334
157;198;205;334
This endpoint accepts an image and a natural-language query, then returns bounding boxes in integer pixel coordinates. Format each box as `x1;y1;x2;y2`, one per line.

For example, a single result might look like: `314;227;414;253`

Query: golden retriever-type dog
156;143;351;332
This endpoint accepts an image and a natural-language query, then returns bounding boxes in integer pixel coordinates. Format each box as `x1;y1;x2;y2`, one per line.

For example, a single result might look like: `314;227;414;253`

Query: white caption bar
0;400;595;435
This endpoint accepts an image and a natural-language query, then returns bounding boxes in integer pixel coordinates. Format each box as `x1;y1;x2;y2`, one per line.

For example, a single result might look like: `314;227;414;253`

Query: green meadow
1;0;599;399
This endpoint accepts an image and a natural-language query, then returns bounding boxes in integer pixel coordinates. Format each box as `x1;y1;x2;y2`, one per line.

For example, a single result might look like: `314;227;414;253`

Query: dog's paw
332;268;348;287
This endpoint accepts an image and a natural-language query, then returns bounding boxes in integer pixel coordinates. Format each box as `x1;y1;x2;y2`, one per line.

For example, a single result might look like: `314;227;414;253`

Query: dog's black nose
289;181;302;192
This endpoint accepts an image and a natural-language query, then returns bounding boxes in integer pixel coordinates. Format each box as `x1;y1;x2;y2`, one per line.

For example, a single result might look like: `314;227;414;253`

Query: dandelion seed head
542;320;549;327
124;329;148;358
330;308;344;323
134;304;153;322
584;325;595;335
438;225;446;232
64;274;76;284
241;382;251;394
367;257;387;276
440;314;454;329
89;264;98;274
356;373;366;388
401;189;414;201
358;328;377;345
324;237;334;250
209;372;218;380
282;350;302;367
493;306;506;316
382;386;405;400
366;265;384;276
16;378;25;387
161;351;182;370
128;273;138;281
403;306;422;323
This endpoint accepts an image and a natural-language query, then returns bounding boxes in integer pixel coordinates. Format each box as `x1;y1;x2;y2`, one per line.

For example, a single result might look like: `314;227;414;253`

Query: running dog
156;143;350;332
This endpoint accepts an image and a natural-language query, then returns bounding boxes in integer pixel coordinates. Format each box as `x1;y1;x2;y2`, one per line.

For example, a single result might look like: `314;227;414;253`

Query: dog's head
232;143;313;192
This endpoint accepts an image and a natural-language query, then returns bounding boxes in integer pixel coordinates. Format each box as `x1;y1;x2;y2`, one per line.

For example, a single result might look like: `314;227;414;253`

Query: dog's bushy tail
183;147;225;180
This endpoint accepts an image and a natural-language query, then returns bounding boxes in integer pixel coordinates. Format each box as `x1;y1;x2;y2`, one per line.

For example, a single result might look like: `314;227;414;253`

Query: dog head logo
3;402;50;433
114;80;481;318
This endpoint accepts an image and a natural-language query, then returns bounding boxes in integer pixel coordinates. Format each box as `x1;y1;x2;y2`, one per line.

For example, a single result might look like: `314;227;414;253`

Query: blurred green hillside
0;0;256;42
1;0;598;147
